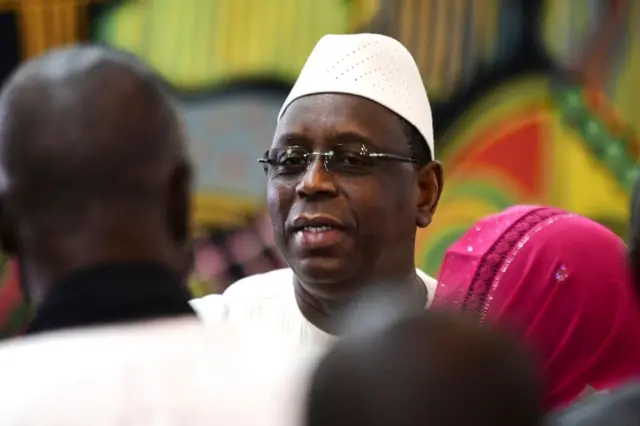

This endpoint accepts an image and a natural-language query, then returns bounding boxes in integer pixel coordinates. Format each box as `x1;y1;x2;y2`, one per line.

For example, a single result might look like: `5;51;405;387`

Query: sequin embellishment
555;265;568;282
462;208;576;323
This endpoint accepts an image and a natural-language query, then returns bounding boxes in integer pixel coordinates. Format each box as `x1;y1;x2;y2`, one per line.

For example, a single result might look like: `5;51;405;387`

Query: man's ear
0;196;17;255
0;196;30;303
415;161;443;228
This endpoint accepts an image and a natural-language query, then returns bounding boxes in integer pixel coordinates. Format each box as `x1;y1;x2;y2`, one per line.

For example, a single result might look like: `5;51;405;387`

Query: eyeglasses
258;144;422;176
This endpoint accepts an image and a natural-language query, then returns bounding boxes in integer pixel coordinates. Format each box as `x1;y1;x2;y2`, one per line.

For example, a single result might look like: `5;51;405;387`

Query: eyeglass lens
264;145;375;175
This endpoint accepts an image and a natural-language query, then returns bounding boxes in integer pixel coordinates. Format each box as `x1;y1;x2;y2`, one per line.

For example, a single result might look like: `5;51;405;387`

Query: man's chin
292;257;357;286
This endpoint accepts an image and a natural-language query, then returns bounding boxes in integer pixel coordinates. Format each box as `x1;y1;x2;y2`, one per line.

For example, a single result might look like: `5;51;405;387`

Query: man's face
266;94;440;298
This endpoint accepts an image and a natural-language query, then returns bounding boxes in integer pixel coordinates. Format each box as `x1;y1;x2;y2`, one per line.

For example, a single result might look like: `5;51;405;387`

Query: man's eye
336;152;369;166
279;155;305;166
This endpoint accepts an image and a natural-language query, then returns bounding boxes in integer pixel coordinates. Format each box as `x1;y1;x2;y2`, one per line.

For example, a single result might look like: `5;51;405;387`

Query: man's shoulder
189;268;295;322
415;268;437;307
416;268;437;290
224;267;435;300
223;268;295;299
189;267;437;321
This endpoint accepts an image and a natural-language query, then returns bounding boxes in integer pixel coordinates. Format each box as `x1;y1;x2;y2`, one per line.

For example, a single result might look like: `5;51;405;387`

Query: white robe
0;317;318;426
190;268;437;348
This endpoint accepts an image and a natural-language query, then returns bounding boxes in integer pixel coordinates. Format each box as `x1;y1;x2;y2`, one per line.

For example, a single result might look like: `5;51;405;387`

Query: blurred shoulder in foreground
0;318;320;426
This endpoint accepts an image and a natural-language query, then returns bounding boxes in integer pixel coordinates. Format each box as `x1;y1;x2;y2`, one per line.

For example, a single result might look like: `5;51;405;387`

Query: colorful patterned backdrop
416;0;640;274
0;0;637;337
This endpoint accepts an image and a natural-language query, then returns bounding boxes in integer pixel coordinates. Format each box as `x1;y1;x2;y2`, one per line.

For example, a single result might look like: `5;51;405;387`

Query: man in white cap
191;34;443;346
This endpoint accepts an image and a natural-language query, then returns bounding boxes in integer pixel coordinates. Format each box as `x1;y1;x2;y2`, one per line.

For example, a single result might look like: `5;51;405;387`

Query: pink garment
433;205;640;409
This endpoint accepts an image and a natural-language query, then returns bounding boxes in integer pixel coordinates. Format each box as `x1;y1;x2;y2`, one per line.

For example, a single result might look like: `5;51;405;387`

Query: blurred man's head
265;34;443;304
306;311;542;426
0;45;191;306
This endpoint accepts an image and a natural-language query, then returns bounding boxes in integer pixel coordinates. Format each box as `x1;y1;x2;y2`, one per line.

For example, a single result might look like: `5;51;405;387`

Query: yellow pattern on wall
612;1;640;137
550;113;629;222
0;0;108;60
95;0;380;90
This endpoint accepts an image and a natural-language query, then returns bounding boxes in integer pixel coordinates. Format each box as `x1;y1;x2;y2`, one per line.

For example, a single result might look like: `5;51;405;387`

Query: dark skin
0;46;191;309
306;311;543;426
269;93;443;332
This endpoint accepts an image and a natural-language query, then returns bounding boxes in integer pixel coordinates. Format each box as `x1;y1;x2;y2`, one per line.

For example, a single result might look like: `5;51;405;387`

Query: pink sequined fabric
461;207;566;321
434;205;640;409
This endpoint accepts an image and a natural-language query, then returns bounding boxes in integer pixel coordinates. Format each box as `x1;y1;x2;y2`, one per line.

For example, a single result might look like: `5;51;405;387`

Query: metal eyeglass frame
257;144;422;174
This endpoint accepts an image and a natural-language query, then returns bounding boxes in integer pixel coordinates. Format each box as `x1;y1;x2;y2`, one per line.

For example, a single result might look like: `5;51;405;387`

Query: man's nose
295;155;338;199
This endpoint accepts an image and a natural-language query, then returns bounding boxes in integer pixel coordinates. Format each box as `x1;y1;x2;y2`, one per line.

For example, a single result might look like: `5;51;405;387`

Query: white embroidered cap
278;33;434;159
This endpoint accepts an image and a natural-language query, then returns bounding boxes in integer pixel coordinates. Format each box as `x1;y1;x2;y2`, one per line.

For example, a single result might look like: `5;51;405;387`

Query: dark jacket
26;262;196;335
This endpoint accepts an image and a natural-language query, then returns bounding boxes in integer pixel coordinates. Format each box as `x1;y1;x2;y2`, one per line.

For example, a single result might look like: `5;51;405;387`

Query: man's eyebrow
274;133;312;146
273;130;378;148
331;131;377;148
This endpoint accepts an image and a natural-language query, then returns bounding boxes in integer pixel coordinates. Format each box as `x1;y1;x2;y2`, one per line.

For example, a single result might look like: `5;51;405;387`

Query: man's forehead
282;93;396;121
275;93;401;145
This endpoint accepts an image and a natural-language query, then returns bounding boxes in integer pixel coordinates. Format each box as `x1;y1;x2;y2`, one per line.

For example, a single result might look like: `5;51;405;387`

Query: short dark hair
398;116;432;164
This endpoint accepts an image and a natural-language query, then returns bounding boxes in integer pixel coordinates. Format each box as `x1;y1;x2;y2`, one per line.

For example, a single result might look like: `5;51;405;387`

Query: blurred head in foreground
306;310;542;426
434;205;640;408
0;45;191;308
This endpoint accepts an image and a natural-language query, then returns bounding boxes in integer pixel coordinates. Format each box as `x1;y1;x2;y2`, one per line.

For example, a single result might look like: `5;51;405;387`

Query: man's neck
293;270;427;335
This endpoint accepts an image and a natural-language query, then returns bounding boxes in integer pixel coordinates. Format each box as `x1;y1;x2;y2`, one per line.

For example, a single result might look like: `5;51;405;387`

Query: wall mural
365;0;522;102
416;0;640;275
416;75;637;275
182;85;289;226
93;0;380;91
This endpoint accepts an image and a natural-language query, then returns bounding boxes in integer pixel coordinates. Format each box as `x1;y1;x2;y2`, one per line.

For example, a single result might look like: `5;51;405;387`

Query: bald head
0;45;191;304
306;311;542;426
0;45;185;207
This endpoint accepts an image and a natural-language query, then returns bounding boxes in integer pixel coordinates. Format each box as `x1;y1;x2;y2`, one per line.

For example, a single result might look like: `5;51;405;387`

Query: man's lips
289;215;345;233
294;227;345;249
289;215;348;250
